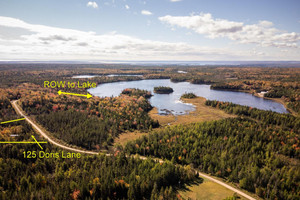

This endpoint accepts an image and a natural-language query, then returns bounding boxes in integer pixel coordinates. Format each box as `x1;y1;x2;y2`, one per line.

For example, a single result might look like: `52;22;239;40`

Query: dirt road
11;100;99;155
11;100;256;200
138;155;256;200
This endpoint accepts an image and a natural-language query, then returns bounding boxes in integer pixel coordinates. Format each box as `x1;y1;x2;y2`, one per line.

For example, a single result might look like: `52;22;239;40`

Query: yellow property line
58;90;92;98
32;135;43;150
61;92;86;97
0;118;25;124
0;141;48;143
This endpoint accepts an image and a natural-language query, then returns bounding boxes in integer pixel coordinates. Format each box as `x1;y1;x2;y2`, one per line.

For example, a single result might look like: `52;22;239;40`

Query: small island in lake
153;86;174;94
122;88;152;98
181;92;197;99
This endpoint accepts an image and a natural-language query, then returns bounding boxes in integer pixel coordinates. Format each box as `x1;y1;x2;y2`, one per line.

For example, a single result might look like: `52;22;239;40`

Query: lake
88;79;288;115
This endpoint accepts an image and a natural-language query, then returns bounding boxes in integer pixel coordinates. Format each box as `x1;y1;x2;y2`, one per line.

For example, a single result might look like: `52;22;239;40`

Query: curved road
195;171;256;200
11;100;256;200
137;155;256;200
11;100;99;155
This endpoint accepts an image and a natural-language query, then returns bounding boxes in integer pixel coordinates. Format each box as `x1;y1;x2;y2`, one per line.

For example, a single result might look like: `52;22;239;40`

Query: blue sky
0;0;299;61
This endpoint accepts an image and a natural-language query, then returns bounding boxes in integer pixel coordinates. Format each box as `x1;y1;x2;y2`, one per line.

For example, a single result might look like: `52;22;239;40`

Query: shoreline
251;91;297;116
212;87;296;115
89;76;296;115
149;97;234;126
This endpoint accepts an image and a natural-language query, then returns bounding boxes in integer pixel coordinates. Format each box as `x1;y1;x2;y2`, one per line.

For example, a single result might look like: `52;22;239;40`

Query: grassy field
179;177;246;200
114;130;149;147
114;97;242;199
149;97;235;126
114;97;234;147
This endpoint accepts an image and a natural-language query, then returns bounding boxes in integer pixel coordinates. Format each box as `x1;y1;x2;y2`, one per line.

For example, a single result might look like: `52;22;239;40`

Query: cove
88;79;288;115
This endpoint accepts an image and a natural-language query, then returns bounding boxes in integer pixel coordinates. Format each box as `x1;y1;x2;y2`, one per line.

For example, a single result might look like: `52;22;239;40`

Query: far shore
216;87;296;115
149;97;235;126
252;91;297;115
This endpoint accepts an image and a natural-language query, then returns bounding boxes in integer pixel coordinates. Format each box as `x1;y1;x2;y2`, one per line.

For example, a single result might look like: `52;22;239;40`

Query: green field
179;177;246;200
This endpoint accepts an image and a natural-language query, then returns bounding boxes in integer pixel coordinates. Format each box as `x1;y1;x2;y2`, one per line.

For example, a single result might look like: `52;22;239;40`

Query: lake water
88;79;288;115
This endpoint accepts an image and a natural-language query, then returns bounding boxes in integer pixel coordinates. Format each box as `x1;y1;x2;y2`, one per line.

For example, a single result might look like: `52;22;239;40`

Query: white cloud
0;16;245;61
170;0;182;2
141;10;153;16
87;1;98;9
160;13;243;37
125;5;130;10
159;13;300;48
0;16;298;61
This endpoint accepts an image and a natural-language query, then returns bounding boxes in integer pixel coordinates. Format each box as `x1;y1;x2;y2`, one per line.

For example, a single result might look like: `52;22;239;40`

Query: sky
0;0;299;61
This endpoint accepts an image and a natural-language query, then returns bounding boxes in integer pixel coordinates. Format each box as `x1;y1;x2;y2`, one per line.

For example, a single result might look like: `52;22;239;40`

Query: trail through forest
11;100;99;155
11;100;256;200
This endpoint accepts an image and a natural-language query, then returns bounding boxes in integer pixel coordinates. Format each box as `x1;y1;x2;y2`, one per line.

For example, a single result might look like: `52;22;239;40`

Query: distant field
116;98;241;198
114;130;149;147
114;97;234;146
150;97;235;126
179;177;246;200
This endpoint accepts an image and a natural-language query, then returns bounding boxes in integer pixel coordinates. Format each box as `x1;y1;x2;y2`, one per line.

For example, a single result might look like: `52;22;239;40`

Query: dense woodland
0;90;31;144
121;88;152;99
1;64;299;115
0;91;198;199
1;64;300;199
205;100;300;131
153;86;174;94
19;90;158;150
126;102;299;200
211;81;300;114
180;93;197;99
0;147;198;199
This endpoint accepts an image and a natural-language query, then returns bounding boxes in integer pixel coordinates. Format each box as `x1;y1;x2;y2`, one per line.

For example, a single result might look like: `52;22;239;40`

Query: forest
181;93;197;99
153;86;174;94
205;100;300;131
0;90;198;199
1;146;198;199
121;88;153;99
1;64;299;116
210;81;300;114
126;102;299;200
1;64;300;199
19;89;158;150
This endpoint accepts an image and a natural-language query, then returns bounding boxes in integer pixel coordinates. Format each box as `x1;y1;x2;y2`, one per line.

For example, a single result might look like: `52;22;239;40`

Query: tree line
0;93;198;199
126;102;300;199
20;91;159;150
